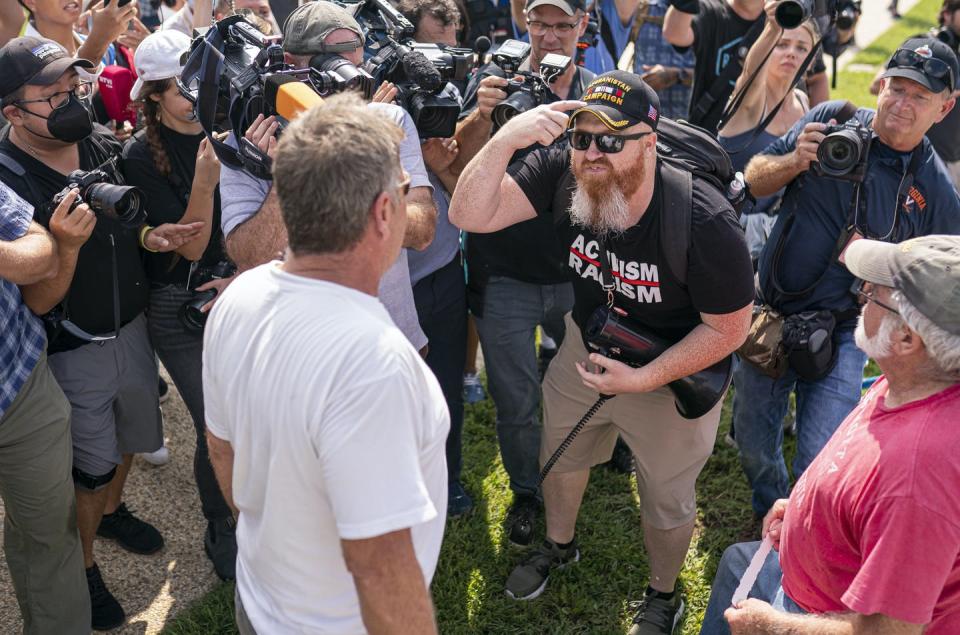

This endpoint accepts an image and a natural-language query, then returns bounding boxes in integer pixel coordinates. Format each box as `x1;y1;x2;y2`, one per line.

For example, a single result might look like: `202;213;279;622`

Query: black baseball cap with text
0;37;95;102
570;70;661;132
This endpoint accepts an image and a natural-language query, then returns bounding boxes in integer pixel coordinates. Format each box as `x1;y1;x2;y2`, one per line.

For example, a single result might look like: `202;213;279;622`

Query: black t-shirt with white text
0;126;149;353
508;145;755;342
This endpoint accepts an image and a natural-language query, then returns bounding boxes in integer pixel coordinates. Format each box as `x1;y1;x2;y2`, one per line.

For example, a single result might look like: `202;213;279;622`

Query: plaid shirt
630;0;695;120
0;183;46;420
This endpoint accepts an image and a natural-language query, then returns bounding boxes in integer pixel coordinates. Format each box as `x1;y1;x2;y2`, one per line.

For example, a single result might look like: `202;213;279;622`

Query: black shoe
604;436;634;474
86;564;125;631
97;502;164;554
205;517;238;581
504;538;579;600
628;588;685;635
448;481;474;517
506;495;539;547
158;376;169;404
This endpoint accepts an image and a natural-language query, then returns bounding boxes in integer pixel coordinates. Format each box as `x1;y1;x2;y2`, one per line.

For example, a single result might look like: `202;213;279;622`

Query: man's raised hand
495;100;586;149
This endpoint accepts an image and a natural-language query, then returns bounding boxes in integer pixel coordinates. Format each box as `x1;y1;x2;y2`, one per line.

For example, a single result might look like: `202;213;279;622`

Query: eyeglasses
568;130;652;154
13;81;94;110
853;279;900;315
888;48;955;92
525;18;581;36
395;173;411;197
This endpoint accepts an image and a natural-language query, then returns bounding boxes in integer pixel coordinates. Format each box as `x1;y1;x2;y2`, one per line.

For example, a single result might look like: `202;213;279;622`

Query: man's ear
937;92;956;123
2;103;22;125
577;11;589;37
892;321;925;357
369;191;392;239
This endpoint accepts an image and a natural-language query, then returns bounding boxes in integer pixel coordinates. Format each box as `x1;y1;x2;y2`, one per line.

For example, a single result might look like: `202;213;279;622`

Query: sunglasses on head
568;130;652;154
888;48;955;91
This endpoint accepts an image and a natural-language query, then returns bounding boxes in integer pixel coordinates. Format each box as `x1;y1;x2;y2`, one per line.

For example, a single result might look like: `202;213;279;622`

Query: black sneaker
205;517;238;581
97;503;164;554
158;376;169;404
604;436;635;474
448;481;474;517
86;564;125;631
628;588;685;635
504;538;579;600
506;495;539;547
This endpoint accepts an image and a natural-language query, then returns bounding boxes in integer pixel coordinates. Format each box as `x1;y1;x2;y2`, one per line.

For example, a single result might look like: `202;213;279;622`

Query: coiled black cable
536;395;612;487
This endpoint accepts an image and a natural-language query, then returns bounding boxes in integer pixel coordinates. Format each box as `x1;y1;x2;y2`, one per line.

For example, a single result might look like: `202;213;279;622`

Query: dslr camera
489;39;572;127
813;120;871;182
52;162;145;229
179;261;237;331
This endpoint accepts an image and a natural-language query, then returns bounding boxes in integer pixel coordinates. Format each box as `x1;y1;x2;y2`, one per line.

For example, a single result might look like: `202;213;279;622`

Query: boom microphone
400;49;443;92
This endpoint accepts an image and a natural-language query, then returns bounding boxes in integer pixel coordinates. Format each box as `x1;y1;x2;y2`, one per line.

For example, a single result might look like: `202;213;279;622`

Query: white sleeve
202;308;230;441
367;102;433;190
317;349;436;540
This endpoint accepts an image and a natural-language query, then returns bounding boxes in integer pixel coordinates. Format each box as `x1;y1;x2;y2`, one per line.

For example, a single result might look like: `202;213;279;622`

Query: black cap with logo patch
883;36;959;93
570;70;661;132
0;37;95;102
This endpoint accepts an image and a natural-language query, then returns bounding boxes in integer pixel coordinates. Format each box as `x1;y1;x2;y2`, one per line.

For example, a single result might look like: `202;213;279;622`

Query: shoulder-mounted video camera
51;160;145;229
812;119;872;183
488;39;571;127
338;0;473;137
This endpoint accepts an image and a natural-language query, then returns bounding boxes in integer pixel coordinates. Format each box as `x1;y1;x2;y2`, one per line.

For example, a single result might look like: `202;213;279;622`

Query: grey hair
272;92;404;256
893;290;960;380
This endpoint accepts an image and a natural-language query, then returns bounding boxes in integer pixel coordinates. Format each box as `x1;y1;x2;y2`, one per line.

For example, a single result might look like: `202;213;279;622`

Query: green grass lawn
162;5;937;633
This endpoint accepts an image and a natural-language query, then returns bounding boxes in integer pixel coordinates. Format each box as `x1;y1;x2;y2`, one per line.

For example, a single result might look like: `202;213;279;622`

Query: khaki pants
541;313;723;529
0;354;89;634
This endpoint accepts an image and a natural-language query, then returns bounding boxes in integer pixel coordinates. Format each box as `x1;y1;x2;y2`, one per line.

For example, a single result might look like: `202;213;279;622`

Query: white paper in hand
731;535;773;606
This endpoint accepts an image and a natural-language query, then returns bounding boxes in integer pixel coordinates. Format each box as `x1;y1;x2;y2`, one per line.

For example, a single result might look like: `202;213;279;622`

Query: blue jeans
732;329;866;517
413;257;467;483
700;541;807;635
474;276;574;498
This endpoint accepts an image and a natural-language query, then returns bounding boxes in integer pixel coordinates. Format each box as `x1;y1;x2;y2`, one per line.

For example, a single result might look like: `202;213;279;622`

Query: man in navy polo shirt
735;36;960;520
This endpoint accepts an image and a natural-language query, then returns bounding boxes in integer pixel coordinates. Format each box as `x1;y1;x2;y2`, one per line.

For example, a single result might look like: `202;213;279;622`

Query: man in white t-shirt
203;93;449;634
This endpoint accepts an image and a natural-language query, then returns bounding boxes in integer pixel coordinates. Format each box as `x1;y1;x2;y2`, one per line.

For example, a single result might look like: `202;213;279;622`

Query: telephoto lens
775;0;812;28
83;182;145;229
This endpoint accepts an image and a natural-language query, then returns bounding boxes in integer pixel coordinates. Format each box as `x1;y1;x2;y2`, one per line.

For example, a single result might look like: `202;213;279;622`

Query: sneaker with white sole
140;445;170;466
504;538;579;600
463;373;486;404
628;588;685;635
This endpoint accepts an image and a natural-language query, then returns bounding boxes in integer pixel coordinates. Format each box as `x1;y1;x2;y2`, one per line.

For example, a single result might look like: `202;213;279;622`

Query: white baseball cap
130;30;193;101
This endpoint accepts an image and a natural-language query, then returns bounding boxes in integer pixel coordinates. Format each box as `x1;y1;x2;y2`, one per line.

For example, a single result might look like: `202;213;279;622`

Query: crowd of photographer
0;0;958;632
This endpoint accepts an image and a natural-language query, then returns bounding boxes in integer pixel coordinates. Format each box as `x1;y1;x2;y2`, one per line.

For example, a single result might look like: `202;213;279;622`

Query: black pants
413;256;468;483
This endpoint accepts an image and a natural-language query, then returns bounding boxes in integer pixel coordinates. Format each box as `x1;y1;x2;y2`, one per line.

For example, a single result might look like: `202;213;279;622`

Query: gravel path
0;371;221;634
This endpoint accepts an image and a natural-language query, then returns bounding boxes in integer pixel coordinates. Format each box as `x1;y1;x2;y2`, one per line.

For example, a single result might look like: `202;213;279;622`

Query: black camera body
52;165;145;229
179;261;236;331
813;120;872;182
489;40;571;127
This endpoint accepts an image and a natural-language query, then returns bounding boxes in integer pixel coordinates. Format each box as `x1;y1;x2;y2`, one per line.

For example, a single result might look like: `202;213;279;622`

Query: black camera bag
782;310;838;381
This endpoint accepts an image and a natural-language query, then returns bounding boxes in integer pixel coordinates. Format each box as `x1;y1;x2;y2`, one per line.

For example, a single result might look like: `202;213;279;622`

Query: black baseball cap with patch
570;70;661;132
0;37;95;102
883;37;959;93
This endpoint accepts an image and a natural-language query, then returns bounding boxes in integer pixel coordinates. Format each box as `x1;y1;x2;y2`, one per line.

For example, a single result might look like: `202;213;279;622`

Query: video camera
813;119;871;182
774;0;860;29
488;39;572;127
52;161;145;229
340;0;473;137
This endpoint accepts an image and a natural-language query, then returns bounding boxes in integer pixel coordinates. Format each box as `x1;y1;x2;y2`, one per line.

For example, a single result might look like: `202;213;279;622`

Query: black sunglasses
568;130;652;154
888;48;955;91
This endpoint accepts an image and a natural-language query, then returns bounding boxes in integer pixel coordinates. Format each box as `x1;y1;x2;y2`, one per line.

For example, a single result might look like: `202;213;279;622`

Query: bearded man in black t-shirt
449;70;754;633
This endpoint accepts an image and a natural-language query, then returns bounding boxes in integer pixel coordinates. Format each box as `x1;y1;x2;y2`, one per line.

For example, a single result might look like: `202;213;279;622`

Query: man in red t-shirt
701;234;960;635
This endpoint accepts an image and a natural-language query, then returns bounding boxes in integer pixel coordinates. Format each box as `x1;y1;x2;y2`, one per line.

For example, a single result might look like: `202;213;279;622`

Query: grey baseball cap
282;1;364;56
525;0;586;15
845;235;960;336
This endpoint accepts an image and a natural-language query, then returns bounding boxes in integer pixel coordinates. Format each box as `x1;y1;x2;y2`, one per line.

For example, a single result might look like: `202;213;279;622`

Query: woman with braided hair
120;29;238;581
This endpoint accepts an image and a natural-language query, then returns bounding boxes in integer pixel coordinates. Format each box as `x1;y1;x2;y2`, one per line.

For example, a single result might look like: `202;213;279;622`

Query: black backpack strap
657;161;692;287
0;151;43;213
599;10;619;64
689;16;766;127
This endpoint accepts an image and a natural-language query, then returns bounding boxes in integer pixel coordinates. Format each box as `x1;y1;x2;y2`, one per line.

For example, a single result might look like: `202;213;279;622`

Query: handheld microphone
473;36;491;68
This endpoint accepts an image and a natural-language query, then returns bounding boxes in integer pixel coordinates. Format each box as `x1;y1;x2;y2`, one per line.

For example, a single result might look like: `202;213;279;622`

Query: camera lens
774;0;810;29
84;183;145;229
491;90;538;128
406;92;460;138
817;129;864;177
178;289;217;331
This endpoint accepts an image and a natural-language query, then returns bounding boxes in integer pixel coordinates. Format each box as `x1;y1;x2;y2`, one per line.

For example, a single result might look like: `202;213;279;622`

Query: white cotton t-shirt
203;263;449;635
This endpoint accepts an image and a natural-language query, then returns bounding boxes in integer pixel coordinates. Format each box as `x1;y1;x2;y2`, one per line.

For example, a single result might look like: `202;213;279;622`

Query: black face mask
16;93;93;144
